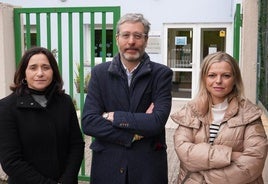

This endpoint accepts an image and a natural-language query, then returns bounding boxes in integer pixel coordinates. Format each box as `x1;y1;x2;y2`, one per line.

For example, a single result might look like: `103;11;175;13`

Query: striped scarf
209;99;228;144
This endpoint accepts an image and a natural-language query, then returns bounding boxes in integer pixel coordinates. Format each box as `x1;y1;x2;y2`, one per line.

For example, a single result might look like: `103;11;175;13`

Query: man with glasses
82;13;173;184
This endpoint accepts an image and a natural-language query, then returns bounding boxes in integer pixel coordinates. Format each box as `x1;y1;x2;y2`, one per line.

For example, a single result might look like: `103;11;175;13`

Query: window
94;29;113;57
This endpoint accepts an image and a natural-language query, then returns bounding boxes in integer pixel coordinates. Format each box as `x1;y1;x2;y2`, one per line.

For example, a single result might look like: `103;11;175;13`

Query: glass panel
167;28;193;68
24;33;37;48
201;28;226;60
94;29;113;57
172;71;192;98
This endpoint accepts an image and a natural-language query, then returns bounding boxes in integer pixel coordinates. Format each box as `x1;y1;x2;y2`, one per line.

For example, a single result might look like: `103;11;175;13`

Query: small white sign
146;35;161;54
175;36;187;46
208;47;217;54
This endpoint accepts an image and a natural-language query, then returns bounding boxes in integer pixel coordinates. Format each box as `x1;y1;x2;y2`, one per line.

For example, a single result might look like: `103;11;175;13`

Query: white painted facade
1;0;236;57
1;0;259;104
0;0;236;25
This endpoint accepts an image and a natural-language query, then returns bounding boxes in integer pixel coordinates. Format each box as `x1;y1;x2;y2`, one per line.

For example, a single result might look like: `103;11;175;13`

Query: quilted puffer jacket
171;97;268;184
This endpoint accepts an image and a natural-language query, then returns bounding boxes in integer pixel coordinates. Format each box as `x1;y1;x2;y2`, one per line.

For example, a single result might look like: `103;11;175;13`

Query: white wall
0;0;234;30
0;0;242;99
0;0;235;68
0;3;16;99
240;0;258;102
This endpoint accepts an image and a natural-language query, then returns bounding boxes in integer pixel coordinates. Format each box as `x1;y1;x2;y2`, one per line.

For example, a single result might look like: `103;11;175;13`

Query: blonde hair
194;51;245;115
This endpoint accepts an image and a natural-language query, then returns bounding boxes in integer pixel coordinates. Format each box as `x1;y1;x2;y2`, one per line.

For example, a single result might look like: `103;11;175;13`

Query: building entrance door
164;24;232;99
167;28;193;98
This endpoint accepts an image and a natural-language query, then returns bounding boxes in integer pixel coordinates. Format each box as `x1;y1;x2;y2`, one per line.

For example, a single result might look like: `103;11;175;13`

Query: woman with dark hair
0;47;84;183
171;52;267;184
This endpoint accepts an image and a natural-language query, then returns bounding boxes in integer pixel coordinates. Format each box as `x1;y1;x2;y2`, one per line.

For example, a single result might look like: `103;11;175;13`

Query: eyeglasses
117;32;147;40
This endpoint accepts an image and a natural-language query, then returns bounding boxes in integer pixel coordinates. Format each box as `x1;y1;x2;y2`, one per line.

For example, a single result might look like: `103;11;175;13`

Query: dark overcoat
0;86;85;184
82;53;173;184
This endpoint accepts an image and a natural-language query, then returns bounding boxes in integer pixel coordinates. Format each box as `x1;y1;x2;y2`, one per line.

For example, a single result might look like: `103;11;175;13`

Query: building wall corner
240;0;258;103
0;3;16;99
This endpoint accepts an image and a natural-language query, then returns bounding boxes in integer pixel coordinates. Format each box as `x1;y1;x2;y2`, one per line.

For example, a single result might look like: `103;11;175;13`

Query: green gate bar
13;6;121;181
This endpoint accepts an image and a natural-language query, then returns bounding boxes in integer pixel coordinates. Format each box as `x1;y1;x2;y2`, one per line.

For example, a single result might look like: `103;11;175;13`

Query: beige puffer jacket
171;98;268;184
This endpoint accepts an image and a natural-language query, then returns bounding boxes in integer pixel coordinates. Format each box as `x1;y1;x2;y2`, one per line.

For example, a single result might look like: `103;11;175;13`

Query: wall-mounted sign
209;44;217;54
175;36;187;45
146;35;161;54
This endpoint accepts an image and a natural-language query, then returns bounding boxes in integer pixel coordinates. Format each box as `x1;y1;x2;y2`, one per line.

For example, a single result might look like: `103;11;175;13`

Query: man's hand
146;103;154;114
102;112;114;122
133;103;154;142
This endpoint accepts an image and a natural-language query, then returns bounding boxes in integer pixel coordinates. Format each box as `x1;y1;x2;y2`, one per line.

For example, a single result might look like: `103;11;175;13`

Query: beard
121;49;144;63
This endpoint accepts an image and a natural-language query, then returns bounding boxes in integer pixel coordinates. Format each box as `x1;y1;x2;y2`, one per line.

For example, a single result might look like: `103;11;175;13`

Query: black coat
0;89;84;184
82;53;173;184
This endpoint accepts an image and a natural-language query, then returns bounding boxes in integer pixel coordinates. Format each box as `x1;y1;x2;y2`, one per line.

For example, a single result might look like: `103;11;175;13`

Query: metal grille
13;6;121;181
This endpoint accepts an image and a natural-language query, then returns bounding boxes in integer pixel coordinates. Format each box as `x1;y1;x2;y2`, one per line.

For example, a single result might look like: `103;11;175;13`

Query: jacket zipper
181;172;191;184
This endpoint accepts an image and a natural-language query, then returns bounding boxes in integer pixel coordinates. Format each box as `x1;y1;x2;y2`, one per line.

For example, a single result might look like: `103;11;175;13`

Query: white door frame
163;23;233;100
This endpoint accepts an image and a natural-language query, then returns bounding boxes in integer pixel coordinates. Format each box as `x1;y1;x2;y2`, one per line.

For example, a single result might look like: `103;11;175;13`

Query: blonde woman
171;52;268;184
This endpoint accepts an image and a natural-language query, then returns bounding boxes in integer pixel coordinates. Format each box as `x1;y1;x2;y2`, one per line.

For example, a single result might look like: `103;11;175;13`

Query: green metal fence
233;4;242;61
14;6;120;181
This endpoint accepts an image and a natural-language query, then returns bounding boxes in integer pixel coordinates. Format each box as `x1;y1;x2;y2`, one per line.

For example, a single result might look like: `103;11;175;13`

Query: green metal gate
233;3;242;61
14;6;120;181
